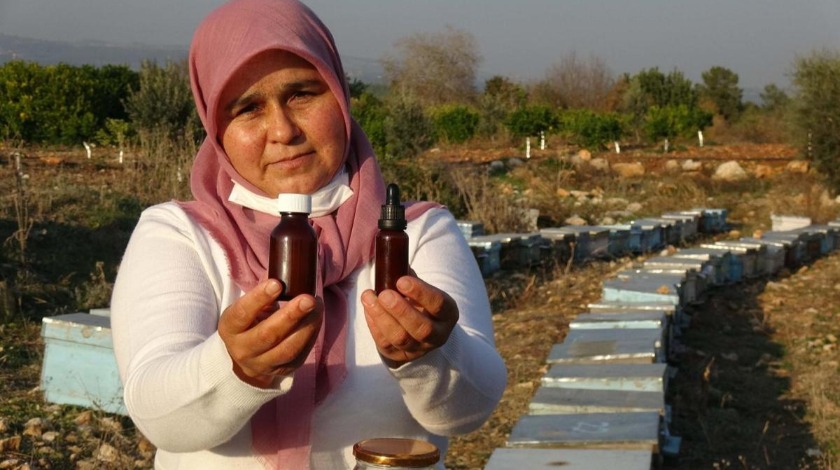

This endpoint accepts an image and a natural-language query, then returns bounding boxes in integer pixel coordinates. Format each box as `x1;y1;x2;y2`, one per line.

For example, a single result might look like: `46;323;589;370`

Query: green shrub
0;61;137;144
504;105;559;138
560;109;624;149
382;98;436;161
431;104;480;144
791;48;840;190
644;105;713;144
351;92;388;156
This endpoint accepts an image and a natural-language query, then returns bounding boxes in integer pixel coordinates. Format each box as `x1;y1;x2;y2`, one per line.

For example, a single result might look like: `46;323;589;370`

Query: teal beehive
40;312;126;415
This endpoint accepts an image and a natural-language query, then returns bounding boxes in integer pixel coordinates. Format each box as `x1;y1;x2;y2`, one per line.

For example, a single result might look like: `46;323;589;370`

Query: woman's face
217;50;346;197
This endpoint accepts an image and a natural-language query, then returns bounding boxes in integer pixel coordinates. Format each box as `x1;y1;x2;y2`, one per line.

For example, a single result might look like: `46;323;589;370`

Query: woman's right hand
218;279;323;388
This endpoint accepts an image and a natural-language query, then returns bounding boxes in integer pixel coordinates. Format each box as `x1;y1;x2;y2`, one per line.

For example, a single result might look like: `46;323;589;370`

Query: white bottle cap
276;193;312;214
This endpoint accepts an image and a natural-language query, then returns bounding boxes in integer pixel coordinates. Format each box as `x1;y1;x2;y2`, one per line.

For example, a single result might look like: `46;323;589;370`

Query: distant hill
0;34;187;69
0;33;385;84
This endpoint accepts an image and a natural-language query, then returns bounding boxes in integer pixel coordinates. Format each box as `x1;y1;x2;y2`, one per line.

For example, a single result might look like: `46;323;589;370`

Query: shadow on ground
668;275;820;469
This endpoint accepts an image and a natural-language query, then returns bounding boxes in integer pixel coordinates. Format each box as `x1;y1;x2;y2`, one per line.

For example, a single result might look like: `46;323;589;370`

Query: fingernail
396;277;412;292
361;290;376;308
379;290;397;308
299;297;315;311
265;280;282;295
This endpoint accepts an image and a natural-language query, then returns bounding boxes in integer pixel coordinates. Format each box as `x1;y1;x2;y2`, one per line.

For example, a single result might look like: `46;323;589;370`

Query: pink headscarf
181;0;434;467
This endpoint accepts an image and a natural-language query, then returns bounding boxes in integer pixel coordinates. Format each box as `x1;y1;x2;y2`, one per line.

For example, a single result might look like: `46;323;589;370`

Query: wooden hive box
542;363;670;393
455;220;485;239
467;236;502;277
662;211;700;240
791;226;831;258
541;227;592;262
807;225;839;252
485;448;653;470
547;328;665;365
761;231;808;267
601;276;682;307
40;312;126;415
506;412;662;453
599;224;642;255
701;243;758;279
629;219;664;253
738;238;786;275
529;387;665;416
692;207;728;233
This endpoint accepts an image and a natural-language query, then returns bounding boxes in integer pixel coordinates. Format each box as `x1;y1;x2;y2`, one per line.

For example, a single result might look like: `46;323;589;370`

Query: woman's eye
290;91;314;102
235;103;259;116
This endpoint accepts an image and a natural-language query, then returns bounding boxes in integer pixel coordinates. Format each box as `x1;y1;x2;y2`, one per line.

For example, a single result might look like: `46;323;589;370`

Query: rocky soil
1;142;839;469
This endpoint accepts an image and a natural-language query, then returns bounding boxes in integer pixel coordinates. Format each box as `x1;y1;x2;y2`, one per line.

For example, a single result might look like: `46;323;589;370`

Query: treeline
1;33;840;188
0;60;198;147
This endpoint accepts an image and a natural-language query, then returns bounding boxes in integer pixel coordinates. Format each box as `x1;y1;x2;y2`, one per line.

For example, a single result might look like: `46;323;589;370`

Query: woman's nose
266;105;301;143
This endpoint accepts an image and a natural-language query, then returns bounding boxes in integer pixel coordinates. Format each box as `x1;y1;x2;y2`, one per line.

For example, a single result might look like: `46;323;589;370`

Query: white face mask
227;166;354;217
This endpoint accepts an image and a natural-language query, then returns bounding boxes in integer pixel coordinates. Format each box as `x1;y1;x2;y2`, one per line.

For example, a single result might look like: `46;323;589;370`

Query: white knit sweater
111;202;506;469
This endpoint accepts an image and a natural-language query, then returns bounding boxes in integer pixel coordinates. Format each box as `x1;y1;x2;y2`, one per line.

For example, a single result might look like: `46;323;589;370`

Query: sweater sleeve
389;209;507;435
110;204;291;452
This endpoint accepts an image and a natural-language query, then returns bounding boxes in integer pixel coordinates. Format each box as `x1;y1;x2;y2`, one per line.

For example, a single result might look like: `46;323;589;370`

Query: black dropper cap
379;183;407;230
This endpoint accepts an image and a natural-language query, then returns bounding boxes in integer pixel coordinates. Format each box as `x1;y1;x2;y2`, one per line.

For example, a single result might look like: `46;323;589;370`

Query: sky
1;0;839;95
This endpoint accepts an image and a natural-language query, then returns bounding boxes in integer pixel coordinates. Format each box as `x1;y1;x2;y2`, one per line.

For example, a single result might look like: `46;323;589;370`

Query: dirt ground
1;142;839;469
445;249;840;469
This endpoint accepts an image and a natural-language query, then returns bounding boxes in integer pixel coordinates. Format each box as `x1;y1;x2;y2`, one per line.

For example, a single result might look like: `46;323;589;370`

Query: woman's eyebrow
224;91;261;114
282;78;327;91
224;78;327;113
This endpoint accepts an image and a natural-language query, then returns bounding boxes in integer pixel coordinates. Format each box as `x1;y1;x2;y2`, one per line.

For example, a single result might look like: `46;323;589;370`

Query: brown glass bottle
375;184;409;294
268;194;318;301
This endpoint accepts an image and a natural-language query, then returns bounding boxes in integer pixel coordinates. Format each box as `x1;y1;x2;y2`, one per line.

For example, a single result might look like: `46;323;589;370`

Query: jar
352;438;439;469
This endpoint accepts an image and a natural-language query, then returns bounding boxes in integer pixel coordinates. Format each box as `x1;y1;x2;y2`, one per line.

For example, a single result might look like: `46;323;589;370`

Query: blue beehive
455;220;485;239
630;219;665;252
541;227;591;262
600;224;643;254
662;212;700;241
761;231;807;267
40;312;126;415
467;236;502;277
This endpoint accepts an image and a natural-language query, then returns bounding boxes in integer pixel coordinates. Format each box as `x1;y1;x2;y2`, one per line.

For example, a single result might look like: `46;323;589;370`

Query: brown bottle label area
375;231;409;294
269;232;317;301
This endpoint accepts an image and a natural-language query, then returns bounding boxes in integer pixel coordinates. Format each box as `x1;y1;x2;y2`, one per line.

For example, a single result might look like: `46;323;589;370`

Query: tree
618;68;701;143
382;26;482;107
644;105;713;148
534;52;615;110
698;66;743;122
478;75;526;137
383;97;436;161
629;67;698;109
760;83;790;112
791;48;840;189
0;61;137;144
124;59;198;141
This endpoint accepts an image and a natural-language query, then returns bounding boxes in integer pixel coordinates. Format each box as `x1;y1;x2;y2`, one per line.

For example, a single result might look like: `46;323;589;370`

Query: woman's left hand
361;275;459;368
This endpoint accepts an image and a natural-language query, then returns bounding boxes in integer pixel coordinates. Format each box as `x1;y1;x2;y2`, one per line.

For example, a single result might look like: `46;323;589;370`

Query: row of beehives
481;214;840;469
460;209;729;277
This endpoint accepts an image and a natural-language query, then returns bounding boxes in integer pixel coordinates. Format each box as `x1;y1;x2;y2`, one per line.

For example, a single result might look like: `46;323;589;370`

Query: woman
110;0;506;468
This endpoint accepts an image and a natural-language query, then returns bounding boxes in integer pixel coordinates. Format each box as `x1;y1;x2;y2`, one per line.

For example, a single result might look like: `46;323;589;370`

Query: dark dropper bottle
375;183;409;294
268;193;318;301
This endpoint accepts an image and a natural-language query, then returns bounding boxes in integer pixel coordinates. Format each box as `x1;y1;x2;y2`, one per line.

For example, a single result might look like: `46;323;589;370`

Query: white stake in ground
614;141;621;154
540;131;545;150
526;137;531;159
698;130;704;148
83;142;92;159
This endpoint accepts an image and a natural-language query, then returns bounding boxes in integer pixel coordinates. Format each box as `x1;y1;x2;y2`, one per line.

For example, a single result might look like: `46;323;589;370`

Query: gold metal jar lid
353;438;440;467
